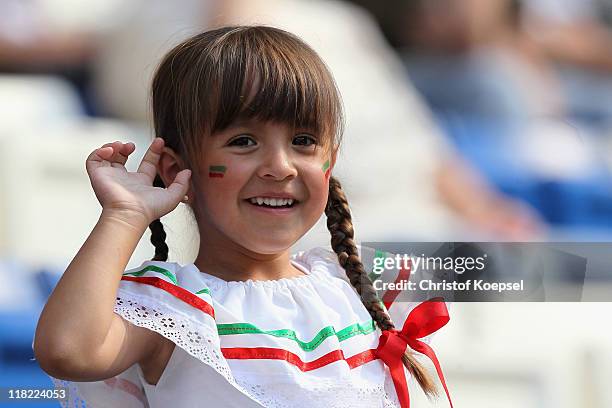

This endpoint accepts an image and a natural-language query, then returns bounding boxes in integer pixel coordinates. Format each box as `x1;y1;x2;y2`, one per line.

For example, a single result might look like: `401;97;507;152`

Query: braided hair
325;176;437;396
149;175;170;262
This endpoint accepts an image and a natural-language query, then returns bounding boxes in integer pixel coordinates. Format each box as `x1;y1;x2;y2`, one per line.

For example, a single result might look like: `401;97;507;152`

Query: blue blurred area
0;265;61;407
438;114;612;231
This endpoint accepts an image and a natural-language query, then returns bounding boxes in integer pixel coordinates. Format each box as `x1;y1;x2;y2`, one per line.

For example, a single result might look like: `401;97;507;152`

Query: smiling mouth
247;197;298;209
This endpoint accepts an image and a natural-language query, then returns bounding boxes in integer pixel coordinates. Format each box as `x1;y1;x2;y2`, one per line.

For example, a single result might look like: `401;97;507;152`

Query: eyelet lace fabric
114;290;234;385
44;249;413;407
234;377;400;408
113;290;401;408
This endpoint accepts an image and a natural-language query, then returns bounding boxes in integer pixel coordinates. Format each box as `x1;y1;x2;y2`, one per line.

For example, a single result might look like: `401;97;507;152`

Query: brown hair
149;25;436;396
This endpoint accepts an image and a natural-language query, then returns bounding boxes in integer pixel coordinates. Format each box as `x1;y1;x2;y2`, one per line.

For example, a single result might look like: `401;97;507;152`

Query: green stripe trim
123;265;178;285
209;165;227;173
196;288;211;295
125;266;376;352
216;320;376;351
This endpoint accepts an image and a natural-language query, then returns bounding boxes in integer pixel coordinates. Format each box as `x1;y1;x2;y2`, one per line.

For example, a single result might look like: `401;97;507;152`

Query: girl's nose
257;148;298;181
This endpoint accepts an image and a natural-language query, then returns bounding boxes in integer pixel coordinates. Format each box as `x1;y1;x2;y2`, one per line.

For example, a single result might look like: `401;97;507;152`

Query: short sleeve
48;261;247;408
117;260;216;329
113;261;229;376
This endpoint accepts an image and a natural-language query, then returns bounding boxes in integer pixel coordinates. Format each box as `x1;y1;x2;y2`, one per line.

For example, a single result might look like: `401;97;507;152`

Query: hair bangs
207;27;343;148
152;26;344;168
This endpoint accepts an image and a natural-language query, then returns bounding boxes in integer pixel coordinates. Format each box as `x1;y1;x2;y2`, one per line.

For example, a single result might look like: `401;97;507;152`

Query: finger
137;138;164;181
111;142;135;167
85;145;114;173
121;142;136;157
86;140;131;172
86;143;114;160
111;141;135;158
91;141;125;163
166;169;192;202
96;146;115;161
106;141;132;166
100;141;116;149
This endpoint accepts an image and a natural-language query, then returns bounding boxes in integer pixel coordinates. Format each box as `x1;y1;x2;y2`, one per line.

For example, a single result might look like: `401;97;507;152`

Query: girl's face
194;119;334;254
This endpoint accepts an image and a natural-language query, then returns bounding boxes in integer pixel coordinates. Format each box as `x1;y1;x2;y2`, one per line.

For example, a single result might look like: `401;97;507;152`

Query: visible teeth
249;197;295;207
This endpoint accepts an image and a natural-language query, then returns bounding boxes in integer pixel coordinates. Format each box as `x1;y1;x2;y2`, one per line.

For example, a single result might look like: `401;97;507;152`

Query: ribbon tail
409;339;453;408
388;360;410;408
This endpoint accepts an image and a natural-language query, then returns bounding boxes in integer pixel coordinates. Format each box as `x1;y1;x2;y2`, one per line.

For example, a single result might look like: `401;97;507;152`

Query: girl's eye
293;134;317;146
228;135;256;147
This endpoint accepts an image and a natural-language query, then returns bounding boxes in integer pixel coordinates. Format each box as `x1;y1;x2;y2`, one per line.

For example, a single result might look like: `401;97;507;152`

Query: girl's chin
244;242;295;255
238;236;299;255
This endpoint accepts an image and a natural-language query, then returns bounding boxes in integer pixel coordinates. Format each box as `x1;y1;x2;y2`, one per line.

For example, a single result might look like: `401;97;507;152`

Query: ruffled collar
179;248;343;291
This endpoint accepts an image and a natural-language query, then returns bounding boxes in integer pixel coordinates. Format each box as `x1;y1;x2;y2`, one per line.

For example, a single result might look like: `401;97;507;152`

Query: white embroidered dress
52;248;424;408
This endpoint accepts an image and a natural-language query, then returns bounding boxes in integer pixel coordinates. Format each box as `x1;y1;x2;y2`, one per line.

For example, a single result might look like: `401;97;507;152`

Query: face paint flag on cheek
322;160;331;180
209;165;226;178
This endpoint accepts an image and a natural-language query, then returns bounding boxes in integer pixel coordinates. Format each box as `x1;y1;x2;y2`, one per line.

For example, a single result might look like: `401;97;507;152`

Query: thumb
166;169;192;201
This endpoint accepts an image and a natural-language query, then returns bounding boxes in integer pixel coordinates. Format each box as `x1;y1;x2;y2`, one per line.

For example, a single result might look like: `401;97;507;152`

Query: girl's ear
158;146;189;193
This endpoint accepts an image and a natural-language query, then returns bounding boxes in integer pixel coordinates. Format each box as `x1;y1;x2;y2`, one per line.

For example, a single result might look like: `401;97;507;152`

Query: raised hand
86;138;191;228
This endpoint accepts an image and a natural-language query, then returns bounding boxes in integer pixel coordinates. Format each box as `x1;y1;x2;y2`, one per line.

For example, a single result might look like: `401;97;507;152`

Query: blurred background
0;0;611;406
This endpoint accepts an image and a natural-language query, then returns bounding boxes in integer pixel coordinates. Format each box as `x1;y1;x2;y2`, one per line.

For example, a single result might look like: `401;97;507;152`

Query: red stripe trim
121;276;215;319
209;172;224;178
221;347;378;371
382;263;412;310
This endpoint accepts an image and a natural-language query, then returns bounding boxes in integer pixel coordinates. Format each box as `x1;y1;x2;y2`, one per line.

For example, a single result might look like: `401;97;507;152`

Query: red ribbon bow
375;298;453;408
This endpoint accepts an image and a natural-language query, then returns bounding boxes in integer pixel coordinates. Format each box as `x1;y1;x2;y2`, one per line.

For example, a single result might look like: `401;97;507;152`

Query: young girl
35;26;452;408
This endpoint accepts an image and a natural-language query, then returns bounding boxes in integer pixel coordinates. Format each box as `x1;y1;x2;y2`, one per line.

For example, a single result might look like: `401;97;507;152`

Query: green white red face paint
322;160;331;180
209;165;227;178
